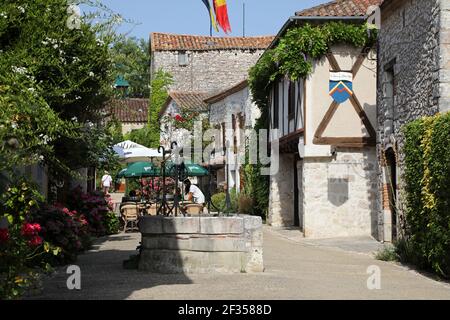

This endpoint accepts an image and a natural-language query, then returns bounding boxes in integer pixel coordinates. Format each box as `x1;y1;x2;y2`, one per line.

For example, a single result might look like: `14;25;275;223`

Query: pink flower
0;228;9;243
28;235;43;247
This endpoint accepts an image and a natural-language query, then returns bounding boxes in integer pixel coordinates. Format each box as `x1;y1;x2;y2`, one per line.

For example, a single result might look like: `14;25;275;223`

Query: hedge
403;112;450;277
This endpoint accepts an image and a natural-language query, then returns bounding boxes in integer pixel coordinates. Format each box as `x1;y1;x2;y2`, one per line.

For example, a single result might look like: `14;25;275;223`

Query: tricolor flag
213;0;232;34
201;0;219;33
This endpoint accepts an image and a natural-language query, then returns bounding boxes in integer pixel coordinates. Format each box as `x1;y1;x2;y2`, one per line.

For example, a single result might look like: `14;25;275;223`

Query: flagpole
243;2;246;37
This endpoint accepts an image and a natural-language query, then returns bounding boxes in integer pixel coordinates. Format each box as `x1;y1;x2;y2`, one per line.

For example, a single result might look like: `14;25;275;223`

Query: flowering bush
0;182;60;300
67;187;119;236
31;205;91;264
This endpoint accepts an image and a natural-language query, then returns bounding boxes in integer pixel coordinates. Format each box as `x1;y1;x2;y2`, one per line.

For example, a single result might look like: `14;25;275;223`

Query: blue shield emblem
329;72;353;104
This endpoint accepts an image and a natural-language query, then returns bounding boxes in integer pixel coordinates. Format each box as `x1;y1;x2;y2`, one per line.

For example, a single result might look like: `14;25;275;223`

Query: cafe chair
120;204;140;232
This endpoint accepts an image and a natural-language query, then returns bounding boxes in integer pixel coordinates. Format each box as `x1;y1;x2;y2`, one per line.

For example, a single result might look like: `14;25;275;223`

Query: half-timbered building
267;0;381;238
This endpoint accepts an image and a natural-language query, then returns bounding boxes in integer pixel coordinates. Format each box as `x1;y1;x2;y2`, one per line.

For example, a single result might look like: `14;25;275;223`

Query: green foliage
402;112;450;277
211;189;238;214
126;69;174;148
103;211;120;235
124;125;153;148
375;245;398;262
106;117;124;145
0;0;120;183
110;37;150;98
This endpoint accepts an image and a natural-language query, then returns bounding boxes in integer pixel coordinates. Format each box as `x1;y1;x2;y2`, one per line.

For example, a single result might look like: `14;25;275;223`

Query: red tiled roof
159;92;209;117
106;99;148;123
296;0;383;17
151;32;275;52
204;80;248;104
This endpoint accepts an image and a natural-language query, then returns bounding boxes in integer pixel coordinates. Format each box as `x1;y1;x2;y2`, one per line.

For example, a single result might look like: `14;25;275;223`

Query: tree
110;37;151;98
125;69;173;148
0;0;120;193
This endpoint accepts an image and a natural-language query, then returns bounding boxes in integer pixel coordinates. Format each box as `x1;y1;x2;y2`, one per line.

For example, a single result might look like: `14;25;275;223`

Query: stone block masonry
138;215;263;273
152;50;265;94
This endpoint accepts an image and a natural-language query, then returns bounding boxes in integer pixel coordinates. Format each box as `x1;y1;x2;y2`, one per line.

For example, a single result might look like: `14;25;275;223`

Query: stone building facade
267;0;381;239
205;80;261;193
150;33;274;94
376;0;450;242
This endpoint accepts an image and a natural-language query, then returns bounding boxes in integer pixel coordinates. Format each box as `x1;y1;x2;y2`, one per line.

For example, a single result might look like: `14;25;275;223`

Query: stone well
138;215;264;273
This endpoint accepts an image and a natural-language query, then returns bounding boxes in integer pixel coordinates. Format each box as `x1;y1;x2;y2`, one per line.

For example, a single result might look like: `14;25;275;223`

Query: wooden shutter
273;81;279;129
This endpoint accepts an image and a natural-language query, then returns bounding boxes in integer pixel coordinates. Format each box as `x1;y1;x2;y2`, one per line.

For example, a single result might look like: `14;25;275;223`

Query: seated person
182;179;205;214
122;190;140;203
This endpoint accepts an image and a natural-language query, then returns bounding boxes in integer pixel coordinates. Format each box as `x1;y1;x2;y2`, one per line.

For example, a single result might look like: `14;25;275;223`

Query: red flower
21;222;41;237
0;228;9;243
28;235;43;247
32;223;41;233
174;114;185;122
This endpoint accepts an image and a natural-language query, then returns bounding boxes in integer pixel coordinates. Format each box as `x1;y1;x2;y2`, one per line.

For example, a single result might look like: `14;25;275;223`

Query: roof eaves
204;80;249;104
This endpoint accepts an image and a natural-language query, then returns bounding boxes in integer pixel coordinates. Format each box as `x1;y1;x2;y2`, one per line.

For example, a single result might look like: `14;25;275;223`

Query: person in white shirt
183;179;205;205
101;171;113;195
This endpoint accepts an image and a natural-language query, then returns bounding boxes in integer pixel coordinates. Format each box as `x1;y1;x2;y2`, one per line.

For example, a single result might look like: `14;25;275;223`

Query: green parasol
165;160;209;178
116;162;160;178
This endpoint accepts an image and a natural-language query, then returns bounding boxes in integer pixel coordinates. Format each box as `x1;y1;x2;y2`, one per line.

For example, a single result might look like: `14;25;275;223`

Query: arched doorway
385;148;397;241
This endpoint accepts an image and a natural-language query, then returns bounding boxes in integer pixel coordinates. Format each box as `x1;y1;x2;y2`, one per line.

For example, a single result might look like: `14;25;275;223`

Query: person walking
101;171;113;195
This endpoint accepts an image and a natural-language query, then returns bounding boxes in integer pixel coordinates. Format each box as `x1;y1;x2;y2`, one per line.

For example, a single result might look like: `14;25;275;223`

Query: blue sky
89;0;328;40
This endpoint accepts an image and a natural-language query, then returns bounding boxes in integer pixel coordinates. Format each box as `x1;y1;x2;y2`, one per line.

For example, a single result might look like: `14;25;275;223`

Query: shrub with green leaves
403;112;450;277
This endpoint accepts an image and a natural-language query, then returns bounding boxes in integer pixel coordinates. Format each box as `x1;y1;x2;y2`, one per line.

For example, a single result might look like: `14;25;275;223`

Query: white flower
75;95;81;100
11;122;18;129
96;39;105;46
53;44;59;49
12;66;27;74
89;72;95;77
17;6;25;13
0;12;7;19
27;87;36;93
71;116;78;122
39;155;44;161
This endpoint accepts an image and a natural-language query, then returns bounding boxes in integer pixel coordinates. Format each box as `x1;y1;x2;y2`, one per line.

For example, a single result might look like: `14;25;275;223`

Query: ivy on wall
403;112;450;277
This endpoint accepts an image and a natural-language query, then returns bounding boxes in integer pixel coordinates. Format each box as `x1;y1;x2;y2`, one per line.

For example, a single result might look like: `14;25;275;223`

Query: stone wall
302;148;378;238
122;122;146;135
152;50;264;94
377;0;447;240
138;215;263;273
440;0;450;112
268;153;295;227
